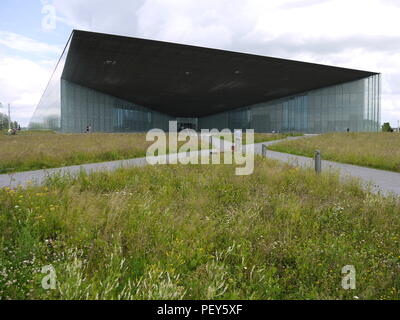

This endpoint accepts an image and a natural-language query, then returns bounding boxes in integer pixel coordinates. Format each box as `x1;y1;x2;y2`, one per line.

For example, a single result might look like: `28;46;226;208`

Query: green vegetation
0;111;20;131
0;131;304;174
0;132;201;174
1;130;57;136
0;113;10;131
269;132;400;172
382;122;394;132
251;133;303;144
217;132;303;144
17;130;57;135
1;158;399;300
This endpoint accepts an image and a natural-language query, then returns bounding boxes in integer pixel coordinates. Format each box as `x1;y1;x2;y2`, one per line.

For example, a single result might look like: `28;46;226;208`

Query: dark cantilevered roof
61;30;378;118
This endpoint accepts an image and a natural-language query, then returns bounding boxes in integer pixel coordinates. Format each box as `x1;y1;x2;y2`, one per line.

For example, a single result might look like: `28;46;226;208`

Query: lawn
1;158;399;300
0;131;203;174
269;132;400;172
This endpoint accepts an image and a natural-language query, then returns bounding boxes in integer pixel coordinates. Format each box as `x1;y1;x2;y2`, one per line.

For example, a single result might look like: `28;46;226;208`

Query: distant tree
382;122;393;132
0;112;9;130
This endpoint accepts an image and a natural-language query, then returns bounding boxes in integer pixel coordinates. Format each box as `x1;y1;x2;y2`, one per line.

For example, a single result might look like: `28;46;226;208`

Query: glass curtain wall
199;75;381;133
31;64;380;134
29;35;72;130
61;80;174;133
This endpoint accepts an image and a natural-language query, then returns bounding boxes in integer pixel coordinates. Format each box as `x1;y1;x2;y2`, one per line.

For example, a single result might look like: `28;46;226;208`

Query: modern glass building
30;30;381;133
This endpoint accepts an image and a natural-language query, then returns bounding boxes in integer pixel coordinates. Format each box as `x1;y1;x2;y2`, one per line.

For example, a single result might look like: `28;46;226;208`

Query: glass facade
29;30;381;134
199;74;381;133
29;35;71;130
30;58;381;133
29;34;174;133
61;81;174;133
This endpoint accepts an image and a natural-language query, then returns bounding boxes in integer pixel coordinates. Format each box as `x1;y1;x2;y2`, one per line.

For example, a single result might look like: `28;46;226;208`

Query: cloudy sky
0;0;399;127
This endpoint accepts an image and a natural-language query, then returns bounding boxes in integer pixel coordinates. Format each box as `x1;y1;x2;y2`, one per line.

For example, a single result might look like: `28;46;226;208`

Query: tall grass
252;133;303;144
1;158;399;300
269;132;400;172
0;133;201;174
217;133;303;144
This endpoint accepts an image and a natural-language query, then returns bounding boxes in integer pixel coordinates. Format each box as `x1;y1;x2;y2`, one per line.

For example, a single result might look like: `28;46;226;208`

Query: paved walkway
1;134;399;197
0;133;218;189
0;132;225;188
248;138;400;197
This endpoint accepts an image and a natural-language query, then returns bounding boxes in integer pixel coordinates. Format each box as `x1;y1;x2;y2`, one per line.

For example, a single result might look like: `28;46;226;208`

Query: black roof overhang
61;30;378;118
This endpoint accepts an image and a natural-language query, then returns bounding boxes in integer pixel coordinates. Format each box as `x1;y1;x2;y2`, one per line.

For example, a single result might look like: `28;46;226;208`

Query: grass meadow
0;131;204;174
1;157;399;300
0;131;302;174
269;132;400;172
217;132;303;144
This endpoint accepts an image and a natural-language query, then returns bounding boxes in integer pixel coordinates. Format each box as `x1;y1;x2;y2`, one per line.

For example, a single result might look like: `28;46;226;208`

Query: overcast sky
0;0;399;127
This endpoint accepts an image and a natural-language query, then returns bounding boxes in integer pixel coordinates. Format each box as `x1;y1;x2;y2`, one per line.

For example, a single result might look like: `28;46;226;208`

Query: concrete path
0;131;224;188
1;134;399;197
247;138;400;197
0;149;217;189
261;148;400;196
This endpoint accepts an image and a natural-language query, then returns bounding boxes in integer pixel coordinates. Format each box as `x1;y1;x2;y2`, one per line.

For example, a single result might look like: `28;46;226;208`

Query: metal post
8;103;11;130
315;150;321;174
262;144;268;158
234;130;242;154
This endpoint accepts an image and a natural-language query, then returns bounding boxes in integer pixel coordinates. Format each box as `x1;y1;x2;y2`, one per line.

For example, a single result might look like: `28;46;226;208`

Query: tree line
0;112;19;130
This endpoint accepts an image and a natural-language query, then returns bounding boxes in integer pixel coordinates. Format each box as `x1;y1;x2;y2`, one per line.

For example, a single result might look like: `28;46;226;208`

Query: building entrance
177;118;198;131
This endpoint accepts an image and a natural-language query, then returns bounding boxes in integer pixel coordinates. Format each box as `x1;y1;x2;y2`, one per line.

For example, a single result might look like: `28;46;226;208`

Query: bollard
315;150;321;174
262;144;268;158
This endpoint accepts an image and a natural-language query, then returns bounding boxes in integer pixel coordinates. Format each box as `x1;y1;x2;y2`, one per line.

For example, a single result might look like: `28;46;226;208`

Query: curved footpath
249;138;400;197
0;135;399;197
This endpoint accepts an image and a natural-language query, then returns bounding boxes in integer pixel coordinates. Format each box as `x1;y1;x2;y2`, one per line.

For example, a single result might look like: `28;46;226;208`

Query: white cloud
0;31;60;126
0;31;62;55
136;0;254;48
53;0;144;35
250;0;400;40
0;56;54;126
